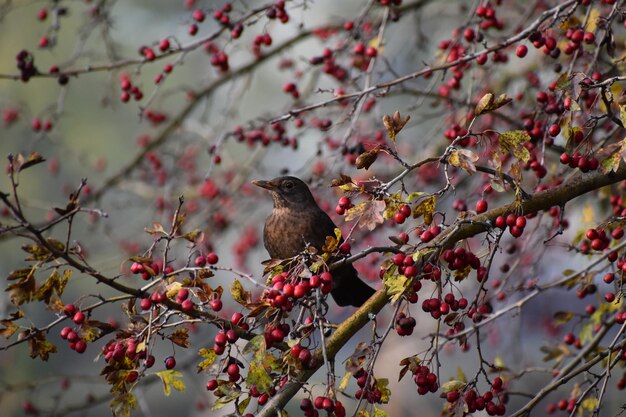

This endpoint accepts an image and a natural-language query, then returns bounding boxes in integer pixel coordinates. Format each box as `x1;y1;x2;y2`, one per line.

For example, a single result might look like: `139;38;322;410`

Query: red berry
164;356;176;369
194;255;206;267
192;9;205;22
159;39;170;52
447;390;460;402
74;339;87;353
476;199;488;213
39;36;50;48
515;44;528;58
73;311;85;324
210;299;223;311
181;299;194;311
140;298;152;310
548;124;561;137
206;252;219;264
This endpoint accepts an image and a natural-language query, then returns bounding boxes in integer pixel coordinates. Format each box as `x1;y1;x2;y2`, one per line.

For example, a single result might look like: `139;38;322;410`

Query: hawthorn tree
1;0;626;416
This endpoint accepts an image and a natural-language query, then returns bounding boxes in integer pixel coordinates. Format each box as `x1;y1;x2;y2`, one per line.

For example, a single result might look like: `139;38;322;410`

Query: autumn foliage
2;0;626;417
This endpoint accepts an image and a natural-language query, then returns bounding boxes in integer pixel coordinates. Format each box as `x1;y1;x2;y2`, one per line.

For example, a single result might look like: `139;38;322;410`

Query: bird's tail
331;265;376;307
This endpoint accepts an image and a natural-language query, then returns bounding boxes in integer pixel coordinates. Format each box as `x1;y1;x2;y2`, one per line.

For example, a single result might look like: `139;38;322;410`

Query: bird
253;175;376;307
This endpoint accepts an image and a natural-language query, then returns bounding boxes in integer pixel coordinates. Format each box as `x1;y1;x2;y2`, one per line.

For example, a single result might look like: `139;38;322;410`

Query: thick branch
256;163;626;417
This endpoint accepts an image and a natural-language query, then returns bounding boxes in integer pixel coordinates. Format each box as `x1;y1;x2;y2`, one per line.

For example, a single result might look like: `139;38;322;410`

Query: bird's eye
284;181;294;190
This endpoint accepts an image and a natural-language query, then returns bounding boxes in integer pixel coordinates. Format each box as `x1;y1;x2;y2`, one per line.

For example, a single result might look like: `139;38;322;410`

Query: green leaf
578;323;594;345
237;396;251;415
155;370;186;396
553;311;574;325
246;361;273;394
212;386;242;411
242;334;266;356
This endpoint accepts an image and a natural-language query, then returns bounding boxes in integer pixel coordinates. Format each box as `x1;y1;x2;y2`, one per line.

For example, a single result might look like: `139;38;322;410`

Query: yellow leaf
581;396;599;411
339;372;352;391
384;272;409;303
383;115;395;141
166;282;183;298
456;367;467;383
383;192;403;220
475;93;495;116
374;378;391;404
230;279;250;306
111;393;137;417
448;149;479;174
620;105;626;128
585;8;600;33
356;149;380;170
243;334;267;356
372;406;389;417
493;355;508;371
197;347;217;372
246;360;273;394
441;380;466;393
345;200;385;231
368;37;384;54
560;15;581;30
412;195;436;225
582;203;594;226
155;370;186;396
499;130;531;163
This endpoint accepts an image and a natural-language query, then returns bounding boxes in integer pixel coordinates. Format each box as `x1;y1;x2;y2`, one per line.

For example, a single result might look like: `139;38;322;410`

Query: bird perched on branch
253;176;375;307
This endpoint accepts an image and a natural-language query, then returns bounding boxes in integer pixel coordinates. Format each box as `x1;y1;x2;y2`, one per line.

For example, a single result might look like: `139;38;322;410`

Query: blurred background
0;0;621;416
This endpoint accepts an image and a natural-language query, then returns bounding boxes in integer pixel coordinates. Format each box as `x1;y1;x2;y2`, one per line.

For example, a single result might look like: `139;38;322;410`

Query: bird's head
252;176;316;208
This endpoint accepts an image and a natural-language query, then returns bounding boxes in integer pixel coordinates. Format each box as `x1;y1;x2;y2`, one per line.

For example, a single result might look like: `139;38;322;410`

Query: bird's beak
252;179;277;190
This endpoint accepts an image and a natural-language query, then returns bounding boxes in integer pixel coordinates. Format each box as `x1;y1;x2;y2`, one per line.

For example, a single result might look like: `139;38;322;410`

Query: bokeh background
0;1;621;416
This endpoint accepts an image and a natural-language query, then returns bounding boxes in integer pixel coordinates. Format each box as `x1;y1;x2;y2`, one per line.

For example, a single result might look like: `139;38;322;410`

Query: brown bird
253;176;375;307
